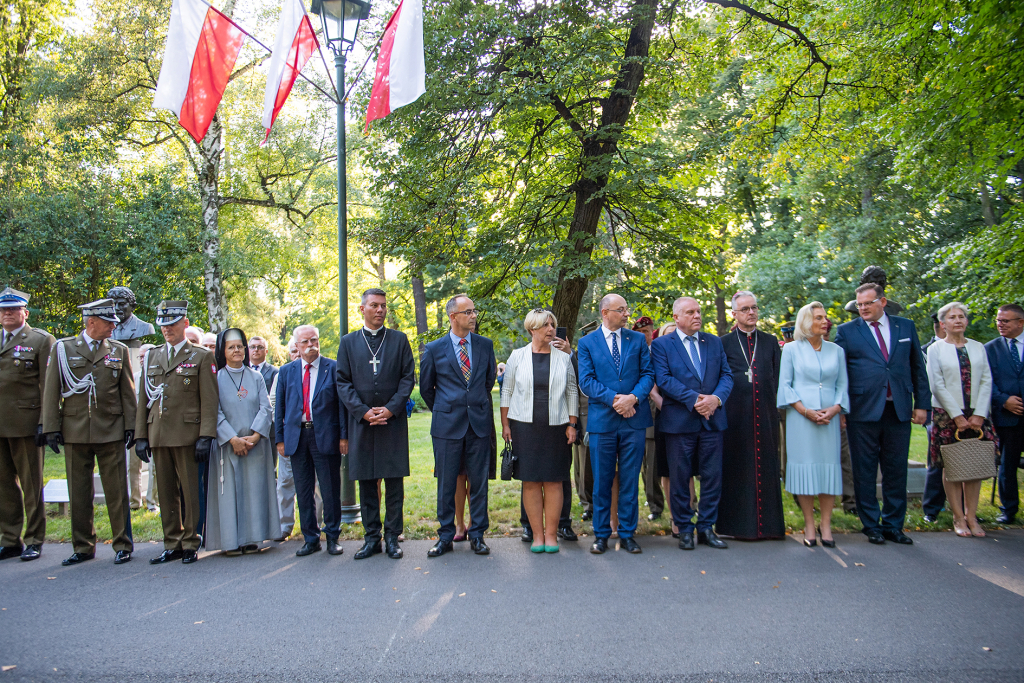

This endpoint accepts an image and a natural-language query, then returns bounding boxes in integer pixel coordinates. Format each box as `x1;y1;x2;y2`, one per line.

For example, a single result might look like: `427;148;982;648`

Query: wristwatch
568;422;578;428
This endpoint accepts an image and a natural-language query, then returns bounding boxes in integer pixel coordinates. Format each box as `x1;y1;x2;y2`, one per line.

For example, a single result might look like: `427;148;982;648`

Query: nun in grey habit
206;328;279;553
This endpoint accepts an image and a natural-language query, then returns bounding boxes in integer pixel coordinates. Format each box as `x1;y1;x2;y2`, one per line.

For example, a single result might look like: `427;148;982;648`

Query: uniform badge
211;364;217;374
13;359;20;366
183;378;191;385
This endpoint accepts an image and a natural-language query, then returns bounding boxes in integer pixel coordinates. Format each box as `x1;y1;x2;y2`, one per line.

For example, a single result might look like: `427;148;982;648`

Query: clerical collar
738;327;756;337
363;325;384;336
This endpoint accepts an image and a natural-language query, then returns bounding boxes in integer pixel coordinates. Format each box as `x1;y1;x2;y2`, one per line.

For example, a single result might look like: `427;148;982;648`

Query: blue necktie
611;332;620;371
1011;338;1022;372
687;336;702;380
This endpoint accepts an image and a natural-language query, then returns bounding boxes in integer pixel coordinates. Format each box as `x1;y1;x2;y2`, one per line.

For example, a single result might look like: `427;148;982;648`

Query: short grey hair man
731;291;757;309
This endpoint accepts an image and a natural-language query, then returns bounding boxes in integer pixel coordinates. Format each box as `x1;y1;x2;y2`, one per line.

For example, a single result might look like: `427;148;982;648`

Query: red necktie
302;363;312;421
871;321;892;398
458;338;471;384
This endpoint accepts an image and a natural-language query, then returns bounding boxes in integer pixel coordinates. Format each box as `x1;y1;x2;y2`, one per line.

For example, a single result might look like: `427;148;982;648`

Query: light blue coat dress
777;340;850;496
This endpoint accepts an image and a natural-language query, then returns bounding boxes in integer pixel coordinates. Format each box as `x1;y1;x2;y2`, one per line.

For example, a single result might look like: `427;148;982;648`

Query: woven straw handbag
940;429;998;483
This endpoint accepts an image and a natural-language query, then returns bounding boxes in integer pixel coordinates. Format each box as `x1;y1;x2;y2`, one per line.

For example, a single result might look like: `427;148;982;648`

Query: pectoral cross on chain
369;357;381;375
745;368;753;383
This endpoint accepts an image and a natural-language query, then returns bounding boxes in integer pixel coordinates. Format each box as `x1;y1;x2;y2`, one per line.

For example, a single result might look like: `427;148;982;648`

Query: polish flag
154;0;246;143
261;0;319;144
365;0;425;131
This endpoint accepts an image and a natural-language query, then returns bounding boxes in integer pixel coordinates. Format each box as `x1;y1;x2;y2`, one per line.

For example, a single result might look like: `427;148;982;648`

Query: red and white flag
365;0;425;131
153;0;245;143
261;0;318;144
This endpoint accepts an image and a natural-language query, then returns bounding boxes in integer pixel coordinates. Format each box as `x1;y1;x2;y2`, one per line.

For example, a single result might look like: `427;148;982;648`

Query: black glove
134;438;151;464
35;424;45;448
194;436;214;463
124;430;135;450
45;432;64;454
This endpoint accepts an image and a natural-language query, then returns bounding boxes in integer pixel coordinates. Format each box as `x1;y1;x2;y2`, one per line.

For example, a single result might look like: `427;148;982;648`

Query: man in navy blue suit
577;293;654;554
835;283;930;545
275;325;348;558
986;303;1024;524
650;297;733;551
420;294;497;558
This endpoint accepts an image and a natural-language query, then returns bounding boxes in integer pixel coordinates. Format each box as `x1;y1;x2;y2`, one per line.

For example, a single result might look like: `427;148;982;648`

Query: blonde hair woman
926;302;995;537
500;309;579;553
778;302;850;547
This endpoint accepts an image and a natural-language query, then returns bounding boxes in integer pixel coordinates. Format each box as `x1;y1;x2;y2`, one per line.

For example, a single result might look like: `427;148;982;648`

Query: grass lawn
40;392;1023;543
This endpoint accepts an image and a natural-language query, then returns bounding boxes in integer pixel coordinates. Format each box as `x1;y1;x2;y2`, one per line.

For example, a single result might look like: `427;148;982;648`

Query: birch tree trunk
198;112;228;332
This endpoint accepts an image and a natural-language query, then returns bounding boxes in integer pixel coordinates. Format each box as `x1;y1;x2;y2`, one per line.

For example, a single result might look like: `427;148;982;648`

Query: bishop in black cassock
335;290;416;559
719;309;785;540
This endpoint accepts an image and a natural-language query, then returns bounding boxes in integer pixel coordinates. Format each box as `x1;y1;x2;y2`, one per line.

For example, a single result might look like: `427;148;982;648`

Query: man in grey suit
420;294;497;558
248;336;278;391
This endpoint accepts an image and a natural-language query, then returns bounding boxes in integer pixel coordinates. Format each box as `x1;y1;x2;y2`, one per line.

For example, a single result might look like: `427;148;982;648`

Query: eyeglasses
454;309;478;316
607;307;630;315
296;337;319;346
249;344;266;350
996;318;1023;324
734;306;759;314
855;298;882;309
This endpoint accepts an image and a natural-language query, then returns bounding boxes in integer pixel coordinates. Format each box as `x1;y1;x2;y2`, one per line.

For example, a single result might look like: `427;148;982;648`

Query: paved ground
2;530;1023;682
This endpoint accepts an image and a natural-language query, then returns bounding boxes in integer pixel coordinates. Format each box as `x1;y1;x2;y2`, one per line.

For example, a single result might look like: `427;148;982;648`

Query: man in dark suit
420;294;497;557
651;297;733;551
986;303;1024;524
577;294;655;555
834;283;930;545
275;324;348;557
248;336;278;391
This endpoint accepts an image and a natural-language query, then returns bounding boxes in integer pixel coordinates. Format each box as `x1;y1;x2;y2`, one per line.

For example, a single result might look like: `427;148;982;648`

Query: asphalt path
2;530;1024;682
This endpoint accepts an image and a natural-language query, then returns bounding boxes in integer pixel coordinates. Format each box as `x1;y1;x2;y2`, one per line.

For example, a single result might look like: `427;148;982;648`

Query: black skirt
510;414;571;482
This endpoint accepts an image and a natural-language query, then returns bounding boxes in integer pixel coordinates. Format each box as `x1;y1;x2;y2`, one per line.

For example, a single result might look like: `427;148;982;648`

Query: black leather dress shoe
0;544;24;561
427;539;452;557
521;527;533;543
697;529;728;549
590;537;608;554
181;549;199;564
62;552;95;566
114;550;132;564
865;529;886;544
150;549;183;564
621;537;642;554
882;529;913;545
923;514;938;524
581;510;593;521
679;531;695;550
470;538;490;555
296;541;322;557
557;526;578;541
327;538;344;556
647;512;661;521
354;540;382;560
20;544;41;561
996;513;1015;524
385;536;403;559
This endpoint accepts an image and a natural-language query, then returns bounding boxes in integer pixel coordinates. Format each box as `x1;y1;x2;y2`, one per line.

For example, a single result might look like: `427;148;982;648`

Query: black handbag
500;439;516;481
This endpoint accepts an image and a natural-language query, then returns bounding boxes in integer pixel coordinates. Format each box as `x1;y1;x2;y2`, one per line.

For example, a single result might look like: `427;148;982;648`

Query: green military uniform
0;287;54;560
136;301;218;554
42;300;137;562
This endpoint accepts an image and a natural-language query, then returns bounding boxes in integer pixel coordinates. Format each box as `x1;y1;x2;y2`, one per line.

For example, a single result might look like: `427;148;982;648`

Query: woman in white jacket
926;302;997;538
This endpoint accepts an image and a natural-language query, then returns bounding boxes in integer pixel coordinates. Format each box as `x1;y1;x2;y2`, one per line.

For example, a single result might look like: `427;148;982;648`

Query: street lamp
312;0;371;525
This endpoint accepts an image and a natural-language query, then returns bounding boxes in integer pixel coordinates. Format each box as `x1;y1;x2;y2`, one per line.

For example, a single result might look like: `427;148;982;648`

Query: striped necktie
1011;338;1022;372
458;338;471;384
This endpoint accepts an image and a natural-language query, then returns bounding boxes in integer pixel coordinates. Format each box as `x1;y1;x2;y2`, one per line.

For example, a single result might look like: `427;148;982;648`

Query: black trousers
291;427;341;544
359;477;404;543
434;433;490;542
847;402;912;533
996;423;1024;518
519;480;572;530
196;458;209;544
922;424;947;516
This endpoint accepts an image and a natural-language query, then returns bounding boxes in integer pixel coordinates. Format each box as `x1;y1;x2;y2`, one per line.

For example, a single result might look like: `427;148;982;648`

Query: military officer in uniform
0;287;54;562
134;300;218;565
42;300;137;566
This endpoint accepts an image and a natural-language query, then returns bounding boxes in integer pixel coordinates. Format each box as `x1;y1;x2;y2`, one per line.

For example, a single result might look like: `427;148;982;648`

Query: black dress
510;353;571;482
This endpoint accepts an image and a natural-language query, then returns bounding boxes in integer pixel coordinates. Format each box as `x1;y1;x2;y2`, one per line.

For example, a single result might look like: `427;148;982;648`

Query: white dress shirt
601;325;623;356
869;313;891;354
166;338;188;358
676;328;700;363
302;356;321;423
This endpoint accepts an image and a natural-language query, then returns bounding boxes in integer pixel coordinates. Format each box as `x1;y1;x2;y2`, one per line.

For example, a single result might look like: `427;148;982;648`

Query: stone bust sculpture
107;286;156;345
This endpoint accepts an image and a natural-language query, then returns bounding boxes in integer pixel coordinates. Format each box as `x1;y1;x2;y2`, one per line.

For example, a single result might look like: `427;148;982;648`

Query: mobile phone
556;327;567;340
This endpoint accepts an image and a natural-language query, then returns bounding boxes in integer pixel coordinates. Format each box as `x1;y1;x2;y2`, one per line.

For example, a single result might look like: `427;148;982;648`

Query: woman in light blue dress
778;302;849;547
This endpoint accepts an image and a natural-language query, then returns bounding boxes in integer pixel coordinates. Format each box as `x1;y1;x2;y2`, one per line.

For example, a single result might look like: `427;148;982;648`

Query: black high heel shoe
817;527;835;548
803;537;817;547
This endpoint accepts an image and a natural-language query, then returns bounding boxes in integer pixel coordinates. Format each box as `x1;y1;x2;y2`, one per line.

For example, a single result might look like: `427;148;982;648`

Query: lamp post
312;0;371;525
